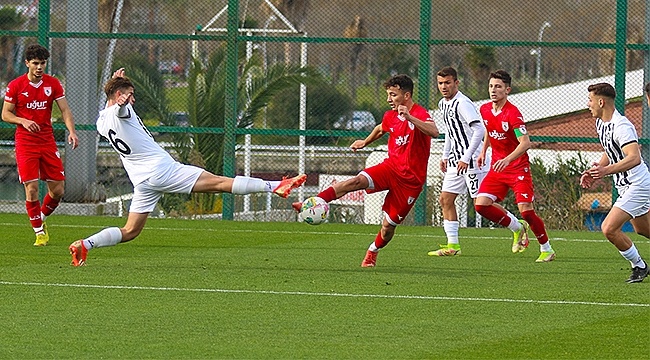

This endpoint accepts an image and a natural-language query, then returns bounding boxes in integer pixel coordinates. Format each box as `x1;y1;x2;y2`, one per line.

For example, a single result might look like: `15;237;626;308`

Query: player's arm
441;133;450;172
477;128;490;168
351;124;384;150
588;142;641;180
2;101;41;132
492;129;531;173
56;97;79;149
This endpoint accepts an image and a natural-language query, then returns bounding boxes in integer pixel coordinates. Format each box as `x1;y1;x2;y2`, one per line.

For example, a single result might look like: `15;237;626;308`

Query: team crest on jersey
501;122;509;131
408;121;415;130
44;87;51;96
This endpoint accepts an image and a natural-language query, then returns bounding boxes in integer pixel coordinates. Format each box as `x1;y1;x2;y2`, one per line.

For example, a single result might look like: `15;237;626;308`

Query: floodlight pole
532;21;551;89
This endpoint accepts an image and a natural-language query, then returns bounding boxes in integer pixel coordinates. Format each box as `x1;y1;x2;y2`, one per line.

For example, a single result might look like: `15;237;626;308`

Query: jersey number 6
108;129;132;155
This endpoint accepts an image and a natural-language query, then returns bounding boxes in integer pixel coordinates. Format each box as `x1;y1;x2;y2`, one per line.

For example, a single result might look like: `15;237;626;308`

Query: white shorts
130;162;204;213
614;178;650;218
441;169;487;198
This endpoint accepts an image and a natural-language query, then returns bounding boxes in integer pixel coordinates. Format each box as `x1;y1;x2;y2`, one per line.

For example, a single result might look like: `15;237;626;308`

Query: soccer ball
299;196;330;225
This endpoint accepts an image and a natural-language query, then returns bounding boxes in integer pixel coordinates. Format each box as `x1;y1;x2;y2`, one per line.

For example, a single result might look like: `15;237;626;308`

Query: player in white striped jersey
429;67;490;256
68;68;306;266
581;83;649;283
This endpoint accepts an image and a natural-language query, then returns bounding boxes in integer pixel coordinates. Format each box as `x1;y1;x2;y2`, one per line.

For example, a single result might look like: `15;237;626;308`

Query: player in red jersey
1;44;79;246
292;74;439;267
475;70;555;262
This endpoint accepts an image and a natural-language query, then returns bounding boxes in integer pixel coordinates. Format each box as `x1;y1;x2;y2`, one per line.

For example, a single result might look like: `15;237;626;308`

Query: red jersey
4;73;65;144
381;103;432;186
479;100;529;170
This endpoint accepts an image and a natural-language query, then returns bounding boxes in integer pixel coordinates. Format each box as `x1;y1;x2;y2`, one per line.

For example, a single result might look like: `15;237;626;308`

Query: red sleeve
52;78;65;100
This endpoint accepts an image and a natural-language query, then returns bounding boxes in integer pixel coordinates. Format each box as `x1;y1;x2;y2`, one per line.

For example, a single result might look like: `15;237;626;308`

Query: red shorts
15;140;65;183
477;167;535;203
362;162;423;225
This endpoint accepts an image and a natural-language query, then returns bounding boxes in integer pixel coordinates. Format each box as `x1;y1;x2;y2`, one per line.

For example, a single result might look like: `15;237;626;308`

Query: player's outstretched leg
273;174;307;198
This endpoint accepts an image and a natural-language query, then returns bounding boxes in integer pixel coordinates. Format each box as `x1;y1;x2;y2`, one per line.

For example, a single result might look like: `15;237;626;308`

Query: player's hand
112;68;125;78
397;105;410;120
440;159;448;173
579;172;594;189
350;139;366;151
587;164;608;180
477;154;485;168
67;132;79;149
457;161;469;175
492;158;510;172
21;119;40;133
116;92;133;106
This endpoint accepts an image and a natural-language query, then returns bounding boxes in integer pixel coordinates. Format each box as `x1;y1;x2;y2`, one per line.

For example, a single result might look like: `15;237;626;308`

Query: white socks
443;220;459;245
507;213;521;232
82;227;123;250
232;176;280;194
620;244;646;268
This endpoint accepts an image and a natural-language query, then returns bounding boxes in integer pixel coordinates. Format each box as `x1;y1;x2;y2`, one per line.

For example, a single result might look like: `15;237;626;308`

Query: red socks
317;187;337;203
41;193;60;217
374;232;389;249
475;204;511;227
521;210;549;244
26;201;42;228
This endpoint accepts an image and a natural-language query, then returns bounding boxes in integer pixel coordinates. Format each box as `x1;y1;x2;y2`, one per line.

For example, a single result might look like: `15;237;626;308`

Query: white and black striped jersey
439;91;485;173
97;103;177;186
596;109;650;188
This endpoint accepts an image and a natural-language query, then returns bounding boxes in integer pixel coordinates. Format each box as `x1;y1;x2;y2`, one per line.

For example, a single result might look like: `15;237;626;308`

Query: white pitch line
0;222;633;243
0;280;647;308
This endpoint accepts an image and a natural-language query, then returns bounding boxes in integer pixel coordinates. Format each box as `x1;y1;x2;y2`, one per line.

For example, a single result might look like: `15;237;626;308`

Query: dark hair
437;67;457;80
104;77;135;98
25;44;49;61
645;83;650;95
489;69;511;87
383;74;414;94
587;83;616;99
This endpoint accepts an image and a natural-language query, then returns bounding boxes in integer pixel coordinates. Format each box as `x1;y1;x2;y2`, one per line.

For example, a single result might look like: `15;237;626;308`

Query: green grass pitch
0;213;648;359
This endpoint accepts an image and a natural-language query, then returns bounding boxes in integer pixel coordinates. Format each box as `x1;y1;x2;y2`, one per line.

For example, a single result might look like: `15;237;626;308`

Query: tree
266;82;353;146
465;46;497;98
0;7;25;78
343;15;368;100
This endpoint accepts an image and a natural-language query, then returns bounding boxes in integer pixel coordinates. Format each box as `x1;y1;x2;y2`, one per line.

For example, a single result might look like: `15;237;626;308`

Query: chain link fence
0;0;648;230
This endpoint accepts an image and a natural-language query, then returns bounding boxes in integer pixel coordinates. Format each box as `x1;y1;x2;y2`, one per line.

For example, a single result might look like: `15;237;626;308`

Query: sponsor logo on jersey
501;121;509;131
44;87;51;96
395;134;410;146
21;92;29;97
518;176;524;180
521;193;529;198
488;129;507;140
26;100;47;110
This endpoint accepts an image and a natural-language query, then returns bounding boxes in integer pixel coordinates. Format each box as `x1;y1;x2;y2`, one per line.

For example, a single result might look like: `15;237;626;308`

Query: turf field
0;213;648;359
